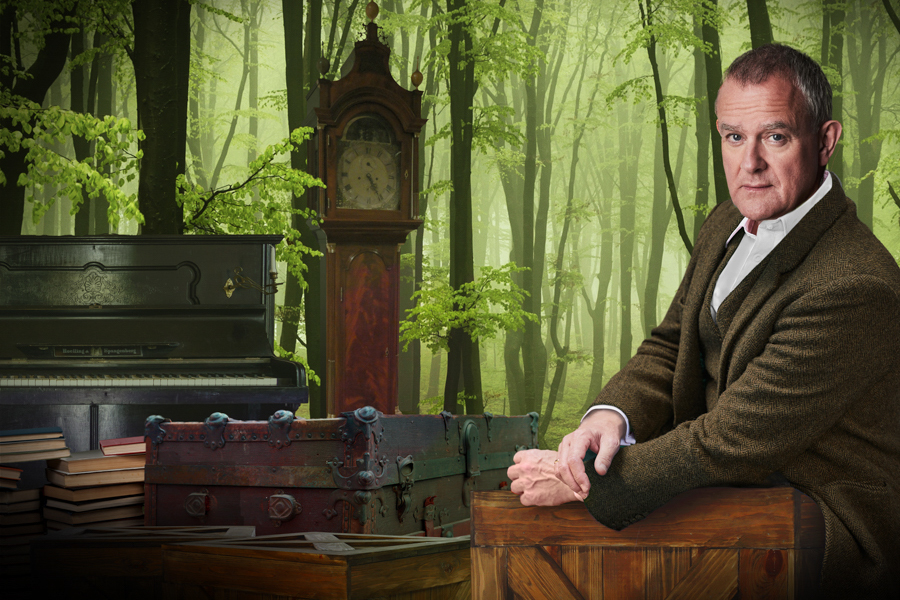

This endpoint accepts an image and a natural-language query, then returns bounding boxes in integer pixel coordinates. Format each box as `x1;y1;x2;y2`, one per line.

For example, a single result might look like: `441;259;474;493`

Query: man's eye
769;133;785;142
726;133;742;142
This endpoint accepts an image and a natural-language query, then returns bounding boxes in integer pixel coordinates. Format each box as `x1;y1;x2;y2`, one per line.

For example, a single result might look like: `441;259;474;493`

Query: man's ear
819;120;842;166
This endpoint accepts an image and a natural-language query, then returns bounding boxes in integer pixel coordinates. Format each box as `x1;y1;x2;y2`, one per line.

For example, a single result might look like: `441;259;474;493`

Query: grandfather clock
306;2;426;417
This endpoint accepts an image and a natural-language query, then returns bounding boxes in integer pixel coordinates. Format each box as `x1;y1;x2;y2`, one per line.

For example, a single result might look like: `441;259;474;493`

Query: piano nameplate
17;344;180;359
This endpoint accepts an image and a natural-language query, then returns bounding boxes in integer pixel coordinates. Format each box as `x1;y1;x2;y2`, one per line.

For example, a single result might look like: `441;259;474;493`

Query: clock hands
365;171;385;206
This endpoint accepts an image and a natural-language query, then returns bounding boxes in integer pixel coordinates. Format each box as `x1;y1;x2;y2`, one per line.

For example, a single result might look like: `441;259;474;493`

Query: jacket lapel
716;180;850;379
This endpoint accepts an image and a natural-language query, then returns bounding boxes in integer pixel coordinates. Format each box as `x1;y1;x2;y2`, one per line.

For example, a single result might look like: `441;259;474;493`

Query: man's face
716;76;836;221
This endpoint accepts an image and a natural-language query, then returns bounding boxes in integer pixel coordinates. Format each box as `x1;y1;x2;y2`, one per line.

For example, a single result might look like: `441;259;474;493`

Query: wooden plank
794;547;824;600
601;548;645;600
738;549;790;599
508;546;586;600
32;546;162;576
163;547;347;598
349;548;470;599
472;547;508;600
472;489;797;549
797;494;825;549
643;548;694;600
665;549;738;600
558;546;603;600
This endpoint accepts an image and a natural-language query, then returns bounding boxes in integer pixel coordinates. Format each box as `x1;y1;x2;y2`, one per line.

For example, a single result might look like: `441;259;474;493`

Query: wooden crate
162;532;471;600
471;488;825;600
30;525;256;600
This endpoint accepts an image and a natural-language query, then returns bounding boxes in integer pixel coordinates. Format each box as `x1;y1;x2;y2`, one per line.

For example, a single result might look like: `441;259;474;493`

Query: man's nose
741;141;766;172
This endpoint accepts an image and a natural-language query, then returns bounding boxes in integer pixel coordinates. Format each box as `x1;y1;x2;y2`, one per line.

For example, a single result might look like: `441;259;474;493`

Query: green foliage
273;341;321;387
400;261;537;354
0;91;144;228
178;127;325;285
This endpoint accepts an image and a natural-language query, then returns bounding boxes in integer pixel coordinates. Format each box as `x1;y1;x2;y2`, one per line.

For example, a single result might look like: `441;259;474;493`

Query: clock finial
411;56;423;89
366;1;379;21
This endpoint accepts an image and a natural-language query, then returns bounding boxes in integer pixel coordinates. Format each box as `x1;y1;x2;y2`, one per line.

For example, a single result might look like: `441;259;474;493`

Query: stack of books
0;465;22;490
0;488;44;572
0;427;71;486
43;447;146;530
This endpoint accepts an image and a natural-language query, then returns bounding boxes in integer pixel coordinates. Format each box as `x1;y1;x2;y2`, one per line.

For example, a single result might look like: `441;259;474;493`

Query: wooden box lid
163;532;470;598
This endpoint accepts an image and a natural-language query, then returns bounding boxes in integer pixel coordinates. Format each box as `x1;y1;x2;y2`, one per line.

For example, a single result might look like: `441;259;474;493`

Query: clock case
305;19;427;418
306;20;426;242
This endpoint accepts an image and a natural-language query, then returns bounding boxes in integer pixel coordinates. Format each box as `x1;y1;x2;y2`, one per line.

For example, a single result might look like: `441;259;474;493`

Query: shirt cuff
582;405;636;446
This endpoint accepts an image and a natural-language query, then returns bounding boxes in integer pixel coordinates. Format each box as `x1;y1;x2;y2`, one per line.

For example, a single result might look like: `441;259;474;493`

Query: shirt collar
725;171;833;247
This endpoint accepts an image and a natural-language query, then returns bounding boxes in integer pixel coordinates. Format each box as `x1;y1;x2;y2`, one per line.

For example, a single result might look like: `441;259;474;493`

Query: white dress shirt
585;172;835;445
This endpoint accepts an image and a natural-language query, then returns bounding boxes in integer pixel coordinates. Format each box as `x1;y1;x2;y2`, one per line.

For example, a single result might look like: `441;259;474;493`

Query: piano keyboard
0;374;279;387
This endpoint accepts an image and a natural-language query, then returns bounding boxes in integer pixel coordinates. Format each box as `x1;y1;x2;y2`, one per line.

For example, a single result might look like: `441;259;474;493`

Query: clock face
337;115;402;211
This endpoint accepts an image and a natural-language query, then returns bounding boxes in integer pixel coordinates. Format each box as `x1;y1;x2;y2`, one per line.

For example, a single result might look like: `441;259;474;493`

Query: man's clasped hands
507;409;627;506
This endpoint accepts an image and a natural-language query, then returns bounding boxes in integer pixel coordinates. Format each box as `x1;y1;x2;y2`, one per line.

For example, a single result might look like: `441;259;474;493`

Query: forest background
2;0;898;449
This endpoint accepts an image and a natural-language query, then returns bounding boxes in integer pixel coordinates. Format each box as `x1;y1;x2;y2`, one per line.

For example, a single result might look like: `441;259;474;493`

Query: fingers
555;433;591;496
593;432;621;476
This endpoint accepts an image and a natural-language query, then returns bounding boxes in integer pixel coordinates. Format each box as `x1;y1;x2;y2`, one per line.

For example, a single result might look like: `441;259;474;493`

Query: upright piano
0;235;307;484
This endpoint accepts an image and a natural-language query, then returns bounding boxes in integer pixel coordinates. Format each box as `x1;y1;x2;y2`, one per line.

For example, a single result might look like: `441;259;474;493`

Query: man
508;44;900;598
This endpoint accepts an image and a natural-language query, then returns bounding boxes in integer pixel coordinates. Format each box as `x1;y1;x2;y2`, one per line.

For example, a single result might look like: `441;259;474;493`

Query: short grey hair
719;44;832;130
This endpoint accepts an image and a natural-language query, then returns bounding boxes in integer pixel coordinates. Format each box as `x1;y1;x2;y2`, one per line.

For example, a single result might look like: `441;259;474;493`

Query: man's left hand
507;449;587;506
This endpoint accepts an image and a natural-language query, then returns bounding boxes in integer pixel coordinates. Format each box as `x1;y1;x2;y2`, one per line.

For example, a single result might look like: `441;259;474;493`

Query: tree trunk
701;0;727;206
693;14;710;241
93;32;113;235
616;83;643;368
72;28;93;236
745;0;773;48
520;0;545;416
132;0;191;234
443;0;483;415
822;0;845;182
847;5;886;228
0;6;73;235
582;142;615;411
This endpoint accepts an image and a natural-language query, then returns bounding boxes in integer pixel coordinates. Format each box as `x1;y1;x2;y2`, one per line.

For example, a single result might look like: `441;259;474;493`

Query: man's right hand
555;409;627;497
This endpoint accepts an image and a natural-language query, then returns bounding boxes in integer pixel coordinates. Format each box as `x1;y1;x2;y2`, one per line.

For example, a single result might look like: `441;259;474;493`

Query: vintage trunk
144;407;538;537
471;488;826;600
162;532;470;600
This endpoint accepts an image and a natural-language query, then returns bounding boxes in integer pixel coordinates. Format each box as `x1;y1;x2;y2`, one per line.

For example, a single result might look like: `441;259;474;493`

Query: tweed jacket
583;180;900;598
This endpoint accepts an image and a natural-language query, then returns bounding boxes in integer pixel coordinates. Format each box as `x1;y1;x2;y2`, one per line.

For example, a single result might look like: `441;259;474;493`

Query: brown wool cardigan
583;179;900;599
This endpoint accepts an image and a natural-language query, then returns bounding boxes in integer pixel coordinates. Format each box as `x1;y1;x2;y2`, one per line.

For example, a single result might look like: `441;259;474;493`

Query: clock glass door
337;114;402;210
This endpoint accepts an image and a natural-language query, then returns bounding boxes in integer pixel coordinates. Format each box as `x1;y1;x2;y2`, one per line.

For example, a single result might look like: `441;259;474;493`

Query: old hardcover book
45;467;144;489
0;426;63;443
45;494;143;513
0;446;70;463
99;436;146;456
0;511;41;526
0;500;40;514
0;488;39;504
43;503;143;526
0;479;16;489
42;482;144;503
0;521;44;536
46;449;145;473
45;516;146;531
0;438;67;453
145;407;539;536
0;466;22;481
